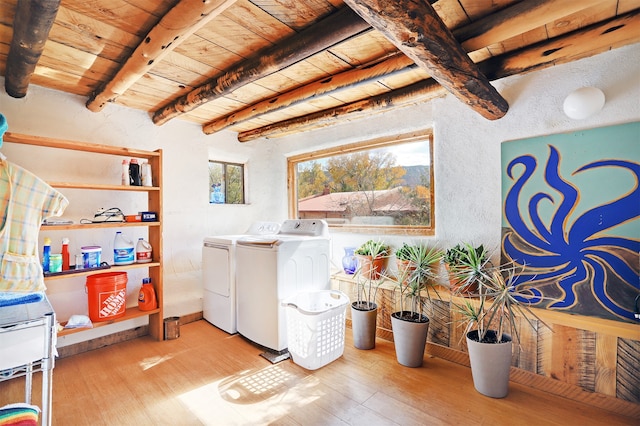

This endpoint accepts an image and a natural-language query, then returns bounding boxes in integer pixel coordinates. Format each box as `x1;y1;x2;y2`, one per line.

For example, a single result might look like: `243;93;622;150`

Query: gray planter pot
390;311;429;367
466;330;513;398
351;302;377;350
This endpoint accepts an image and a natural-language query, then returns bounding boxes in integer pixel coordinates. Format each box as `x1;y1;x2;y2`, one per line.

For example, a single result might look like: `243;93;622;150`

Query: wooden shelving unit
4;132;164;340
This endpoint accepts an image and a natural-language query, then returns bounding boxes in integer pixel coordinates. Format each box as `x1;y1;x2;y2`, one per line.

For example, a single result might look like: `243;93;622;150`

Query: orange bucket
86;272;128;322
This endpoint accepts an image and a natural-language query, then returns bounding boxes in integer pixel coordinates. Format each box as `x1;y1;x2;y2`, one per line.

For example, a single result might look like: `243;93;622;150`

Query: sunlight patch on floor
139;354;174;371
178;364;323;424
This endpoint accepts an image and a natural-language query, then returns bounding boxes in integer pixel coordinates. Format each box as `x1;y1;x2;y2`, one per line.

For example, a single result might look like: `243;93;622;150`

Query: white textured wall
0;42;638;346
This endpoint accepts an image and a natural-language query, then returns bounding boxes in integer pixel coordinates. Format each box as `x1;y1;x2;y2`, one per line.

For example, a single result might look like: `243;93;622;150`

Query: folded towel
0;292;44;308
0;403;40;426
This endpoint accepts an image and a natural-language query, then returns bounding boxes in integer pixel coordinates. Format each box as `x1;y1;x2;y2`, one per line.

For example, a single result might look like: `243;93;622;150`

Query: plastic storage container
282;290;349;370
81;246;102;268
49;254;62;273
86;272;127;322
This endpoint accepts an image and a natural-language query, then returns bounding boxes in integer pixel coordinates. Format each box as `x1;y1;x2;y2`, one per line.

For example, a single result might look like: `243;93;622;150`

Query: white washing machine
202;221;281;334
235;219;330;352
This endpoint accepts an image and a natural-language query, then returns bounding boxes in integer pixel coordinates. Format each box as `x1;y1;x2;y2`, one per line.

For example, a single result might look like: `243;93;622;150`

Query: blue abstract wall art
501;122;640;323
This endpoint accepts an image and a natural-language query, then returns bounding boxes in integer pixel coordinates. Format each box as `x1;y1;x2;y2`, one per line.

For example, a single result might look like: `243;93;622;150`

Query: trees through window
288;130;434;235
209;161;245;204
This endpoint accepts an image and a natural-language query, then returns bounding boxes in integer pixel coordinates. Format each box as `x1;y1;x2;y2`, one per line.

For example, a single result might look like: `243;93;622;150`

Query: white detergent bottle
114;231;135;265
136;238;152;263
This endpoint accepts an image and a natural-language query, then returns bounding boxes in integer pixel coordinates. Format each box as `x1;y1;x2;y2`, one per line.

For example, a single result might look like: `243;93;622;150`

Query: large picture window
287;130;434;235
209;161;245;204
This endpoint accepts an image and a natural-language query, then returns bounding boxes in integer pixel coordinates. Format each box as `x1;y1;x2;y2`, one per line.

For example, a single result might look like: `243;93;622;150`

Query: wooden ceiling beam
237;79;444;141
481;11;640;81
5;0;61;98
85;0;238;112
202;52;416;134
152;7;371;126
455;0;603;52
203;0;599;135
237;11;639;142
342;0;508;120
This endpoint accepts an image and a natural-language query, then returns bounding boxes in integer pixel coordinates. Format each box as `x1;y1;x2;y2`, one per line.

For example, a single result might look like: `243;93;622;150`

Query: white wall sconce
563;87;605;120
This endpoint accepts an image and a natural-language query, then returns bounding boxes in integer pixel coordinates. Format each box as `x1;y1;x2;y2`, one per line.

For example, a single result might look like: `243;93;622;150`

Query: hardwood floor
1;320;637;425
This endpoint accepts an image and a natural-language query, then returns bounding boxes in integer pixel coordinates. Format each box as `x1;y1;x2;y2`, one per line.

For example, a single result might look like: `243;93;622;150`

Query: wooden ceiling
1;0;639;141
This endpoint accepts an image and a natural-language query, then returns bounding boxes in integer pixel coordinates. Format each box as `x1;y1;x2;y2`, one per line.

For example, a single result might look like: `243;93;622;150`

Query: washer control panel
245;221;281;235
279;219;328;237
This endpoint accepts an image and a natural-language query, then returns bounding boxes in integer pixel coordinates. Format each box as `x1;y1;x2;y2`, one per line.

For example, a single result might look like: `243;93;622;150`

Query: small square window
209;161;245;204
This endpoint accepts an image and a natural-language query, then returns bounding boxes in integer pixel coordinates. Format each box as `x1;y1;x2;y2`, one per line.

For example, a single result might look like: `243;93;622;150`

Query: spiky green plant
453;261;550;344
445;242;491;293
391;242;443;321
352;239;390;310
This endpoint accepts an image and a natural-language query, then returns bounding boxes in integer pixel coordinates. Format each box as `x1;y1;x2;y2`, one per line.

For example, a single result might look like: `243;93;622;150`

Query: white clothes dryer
235;219;330;352
202;221;280;334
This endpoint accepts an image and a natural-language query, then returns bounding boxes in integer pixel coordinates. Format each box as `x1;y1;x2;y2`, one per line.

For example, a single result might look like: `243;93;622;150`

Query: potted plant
394;242;415;275
443;242;489;293
452;260;549;398
354;239;390;280
350;239;390;350
389;242;443;367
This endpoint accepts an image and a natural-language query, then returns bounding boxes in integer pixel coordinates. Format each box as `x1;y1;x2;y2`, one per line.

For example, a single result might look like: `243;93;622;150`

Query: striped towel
0;403;39;425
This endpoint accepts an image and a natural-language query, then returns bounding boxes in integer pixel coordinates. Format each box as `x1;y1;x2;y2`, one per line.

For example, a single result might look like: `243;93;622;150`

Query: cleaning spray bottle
138;278;158;311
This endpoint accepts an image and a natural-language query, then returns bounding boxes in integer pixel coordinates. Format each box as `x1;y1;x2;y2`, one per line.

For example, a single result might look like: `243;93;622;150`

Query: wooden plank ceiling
1;0;639;141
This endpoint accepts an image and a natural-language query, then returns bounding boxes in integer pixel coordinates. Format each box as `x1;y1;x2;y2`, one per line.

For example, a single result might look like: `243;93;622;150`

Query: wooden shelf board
50;182;160;191
41;221;160;230
44;262;160;281
57;306;160;337
4;132;161;159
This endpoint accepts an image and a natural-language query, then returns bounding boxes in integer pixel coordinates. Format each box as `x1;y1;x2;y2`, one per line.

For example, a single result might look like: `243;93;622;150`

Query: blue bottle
42;237;51;272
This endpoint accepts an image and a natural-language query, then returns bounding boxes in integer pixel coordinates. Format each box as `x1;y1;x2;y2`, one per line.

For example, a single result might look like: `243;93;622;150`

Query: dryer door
203;243;231;296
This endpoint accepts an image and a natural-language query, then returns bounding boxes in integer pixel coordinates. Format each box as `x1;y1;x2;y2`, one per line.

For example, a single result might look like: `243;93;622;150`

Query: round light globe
563;87;605;120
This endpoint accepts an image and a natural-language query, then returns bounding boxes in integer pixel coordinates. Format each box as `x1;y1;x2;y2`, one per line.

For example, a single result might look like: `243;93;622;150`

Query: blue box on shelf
140;211;157;222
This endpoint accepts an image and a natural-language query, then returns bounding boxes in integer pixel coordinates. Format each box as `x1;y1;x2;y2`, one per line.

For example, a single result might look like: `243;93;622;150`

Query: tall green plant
392;243;443;321
453;261;550;344
353;239;390;309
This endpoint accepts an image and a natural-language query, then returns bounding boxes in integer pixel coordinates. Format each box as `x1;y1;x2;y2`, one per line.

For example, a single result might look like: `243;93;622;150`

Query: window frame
287;129;435;236
208;160;246;205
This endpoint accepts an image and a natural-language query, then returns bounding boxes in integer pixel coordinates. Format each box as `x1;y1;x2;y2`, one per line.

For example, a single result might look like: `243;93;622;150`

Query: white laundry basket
282;290;349;370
